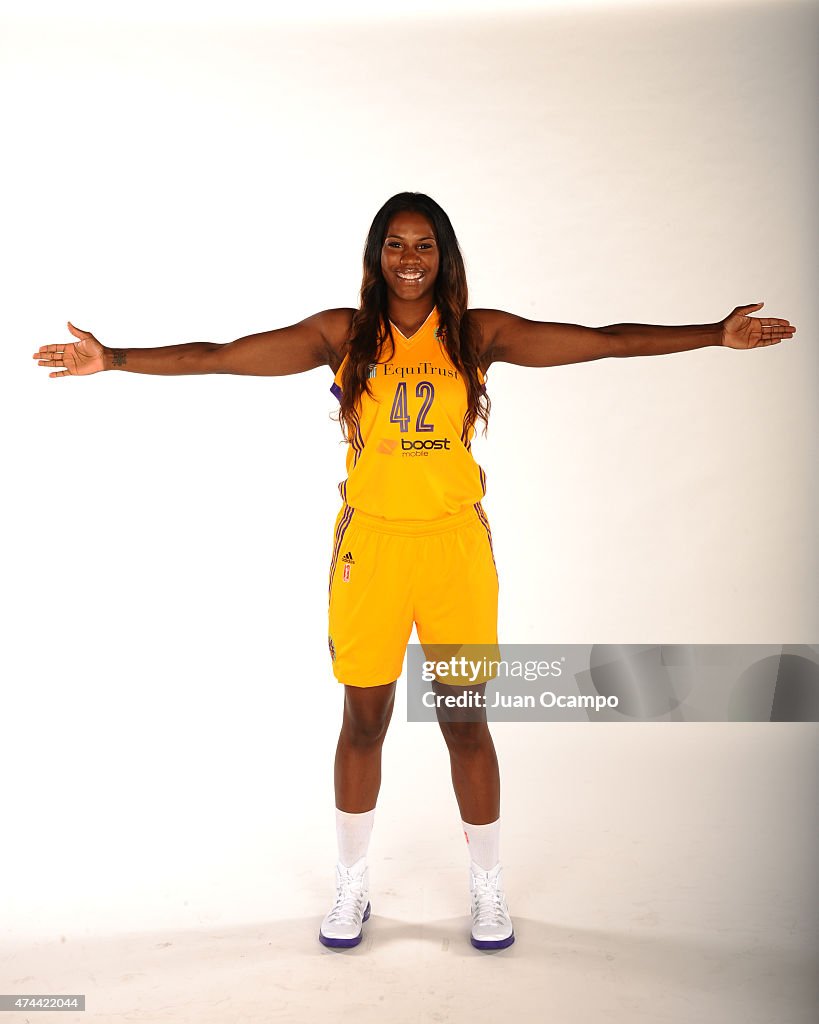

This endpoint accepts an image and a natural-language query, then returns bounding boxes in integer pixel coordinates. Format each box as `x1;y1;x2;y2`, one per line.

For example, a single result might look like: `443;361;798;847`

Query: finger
39;359;65;367
759;318;792;327
50;369;71;377
760;326;795;337
734;302;764;313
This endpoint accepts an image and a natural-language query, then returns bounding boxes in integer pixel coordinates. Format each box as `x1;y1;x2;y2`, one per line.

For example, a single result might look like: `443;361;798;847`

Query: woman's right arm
33;309;353;378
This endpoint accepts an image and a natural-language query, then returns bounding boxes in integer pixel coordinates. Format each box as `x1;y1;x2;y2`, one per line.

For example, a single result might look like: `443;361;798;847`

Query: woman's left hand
721;302;796;349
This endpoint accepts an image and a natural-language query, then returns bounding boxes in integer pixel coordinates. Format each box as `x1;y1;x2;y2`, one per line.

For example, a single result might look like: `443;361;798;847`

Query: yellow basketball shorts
327;503;499;688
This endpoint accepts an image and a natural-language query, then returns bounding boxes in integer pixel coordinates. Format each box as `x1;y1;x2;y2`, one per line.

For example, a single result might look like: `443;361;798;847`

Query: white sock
336;807;376;868
462;817;500;871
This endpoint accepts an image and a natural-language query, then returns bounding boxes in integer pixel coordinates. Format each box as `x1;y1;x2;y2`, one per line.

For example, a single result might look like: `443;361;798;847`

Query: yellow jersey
331;306;488;521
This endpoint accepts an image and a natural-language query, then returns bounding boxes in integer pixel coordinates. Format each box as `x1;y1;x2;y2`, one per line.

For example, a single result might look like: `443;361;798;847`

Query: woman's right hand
32;322;106;377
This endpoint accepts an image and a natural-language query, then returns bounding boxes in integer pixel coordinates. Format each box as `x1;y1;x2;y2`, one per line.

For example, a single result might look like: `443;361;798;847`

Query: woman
33;192;795;952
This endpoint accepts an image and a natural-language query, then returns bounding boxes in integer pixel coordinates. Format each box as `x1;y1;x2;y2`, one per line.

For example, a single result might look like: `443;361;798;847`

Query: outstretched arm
207;308;352;375
33;309;353;378
477;303;796;368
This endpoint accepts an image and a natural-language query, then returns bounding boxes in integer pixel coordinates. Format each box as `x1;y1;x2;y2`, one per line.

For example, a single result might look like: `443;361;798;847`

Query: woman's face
380;210;440;305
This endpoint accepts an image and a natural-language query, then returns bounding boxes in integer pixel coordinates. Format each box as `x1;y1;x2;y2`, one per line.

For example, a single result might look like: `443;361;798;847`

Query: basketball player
32;192;796;952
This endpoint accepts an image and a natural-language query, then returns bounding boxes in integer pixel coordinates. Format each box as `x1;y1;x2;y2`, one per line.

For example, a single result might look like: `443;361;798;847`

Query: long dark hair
337;192;490;444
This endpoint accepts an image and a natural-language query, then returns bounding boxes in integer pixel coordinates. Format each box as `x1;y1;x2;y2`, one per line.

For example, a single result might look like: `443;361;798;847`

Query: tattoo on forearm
111;349;127;367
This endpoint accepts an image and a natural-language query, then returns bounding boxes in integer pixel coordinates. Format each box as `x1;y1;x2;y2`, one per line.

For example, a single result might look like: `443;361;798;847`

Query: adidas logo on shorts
341;551;355;583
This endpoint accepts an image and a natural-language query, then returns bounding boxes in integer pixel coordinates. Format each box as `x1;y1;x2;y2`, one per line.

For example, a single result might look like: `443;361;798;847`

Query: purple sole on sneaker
318;902;371;948
471;930;515;950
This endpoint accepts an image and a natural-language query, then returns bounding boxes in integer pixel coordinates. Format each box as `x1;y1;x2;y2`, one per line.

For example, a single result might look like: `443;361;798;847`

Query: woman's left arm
477;302;796;368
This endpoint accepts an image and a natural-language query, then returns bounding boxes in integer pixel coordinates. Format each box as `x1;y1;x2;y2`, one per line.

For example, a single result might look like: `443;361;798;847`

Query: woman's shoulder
466;307;514;362
467;307;513;330
314;307;356;373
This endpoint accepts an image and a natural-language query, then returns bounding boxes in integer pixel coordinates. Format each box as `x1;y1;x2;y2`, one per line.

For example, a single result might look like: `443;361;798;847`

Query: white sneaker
319;857;371;948
469;860;515;950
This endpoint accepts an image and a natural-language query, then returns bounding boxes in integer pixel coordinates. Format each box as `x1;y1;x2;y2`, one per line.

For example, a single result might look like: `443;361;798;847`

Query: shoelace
325;874;366;927
471;876;507;925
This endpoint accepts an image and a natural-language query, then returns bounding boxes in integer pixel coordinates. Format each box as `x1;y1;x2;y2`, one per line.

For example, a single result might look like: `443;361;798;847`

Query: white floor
2;724;816;1024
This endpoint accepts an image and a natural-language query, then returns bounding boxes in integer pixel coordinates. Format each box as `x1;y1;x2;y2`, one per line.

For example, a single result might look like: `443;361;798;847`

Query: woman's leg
320;682;396;947
334;680;397;812
437;712;500;826
438;703;514;949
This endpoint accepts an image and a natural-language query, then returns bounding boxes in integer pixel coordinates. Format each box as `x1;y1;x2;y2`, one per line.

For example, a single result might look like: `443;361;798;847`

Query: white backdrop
1;0;816;939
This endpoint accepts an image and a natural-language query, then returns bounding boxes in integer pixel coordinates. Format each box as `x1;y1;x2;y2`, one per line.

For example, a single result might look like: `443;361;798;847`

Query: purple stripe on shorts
329;504;355;595
474;501;497;575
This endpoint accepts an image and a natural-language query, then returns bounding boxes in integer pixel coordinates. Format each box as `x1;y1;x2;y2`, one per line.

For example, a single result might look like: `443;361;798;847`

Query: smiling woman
383;215;439;297
31;189;796;955
336;194;489;458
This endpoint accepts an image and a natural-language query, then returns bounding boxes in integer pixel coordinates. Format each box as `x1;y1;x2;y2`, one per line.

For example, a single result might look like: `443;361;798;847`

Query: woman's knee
438;717;490;753
342;681;396;745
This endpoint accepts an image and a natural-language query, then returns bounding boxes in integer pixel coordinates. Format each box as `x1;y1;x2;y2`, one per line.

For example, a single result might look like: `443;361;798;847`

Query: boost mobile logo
401;438;451;451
